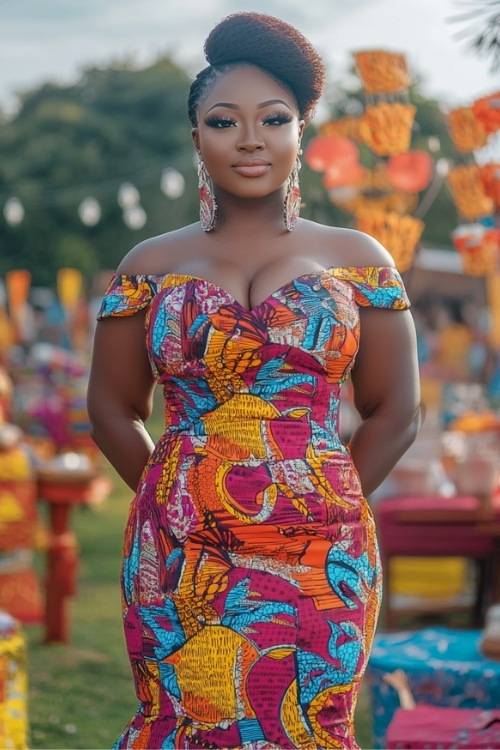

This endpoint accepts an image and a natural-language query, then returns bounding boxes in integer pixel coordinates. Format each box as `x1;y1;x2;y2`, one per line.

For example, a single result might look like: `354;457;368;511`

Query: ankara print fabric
97;266;409;750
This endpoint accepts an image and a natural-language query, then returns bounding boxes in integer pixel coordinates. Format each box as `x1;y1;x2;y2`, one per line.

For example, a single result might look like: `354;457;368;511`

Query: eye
204;116;236;129
262;112;293;126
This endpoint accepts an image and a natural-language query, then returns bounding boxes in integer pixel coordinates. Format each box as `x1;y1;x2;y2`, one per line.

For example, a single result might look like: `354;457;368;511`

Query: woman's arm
87;310;156;491
349;306;421;497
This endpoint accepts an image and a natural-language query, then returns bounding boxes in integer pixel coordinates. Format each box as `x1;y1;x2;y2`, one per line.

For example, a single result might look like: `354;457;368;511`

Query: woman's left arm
349;306;421;497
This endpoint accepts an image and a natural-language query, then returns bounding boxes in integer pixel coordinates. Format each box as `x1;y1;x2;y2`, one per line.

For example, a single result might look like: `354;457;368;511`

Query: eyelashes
204;112;294;129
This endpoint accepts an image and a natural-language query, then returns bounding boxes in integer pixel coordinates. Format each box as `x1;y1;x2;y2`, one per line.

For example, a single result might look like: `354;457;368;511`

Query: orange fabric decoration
356;210;423;272
319;117;362;142
354;50;410;94
448;107;488;152
386;150;433;193
359;103;416;156
5;271;30;314
472;92;500;134
304;136;359;173
323;161;364;188
479;163;500;209
447;164;494;220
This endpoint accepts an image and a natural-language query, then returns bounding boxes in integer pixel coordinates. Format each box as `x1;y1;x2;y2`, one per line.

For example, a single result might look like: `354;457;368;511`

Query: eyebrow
206;99;292;113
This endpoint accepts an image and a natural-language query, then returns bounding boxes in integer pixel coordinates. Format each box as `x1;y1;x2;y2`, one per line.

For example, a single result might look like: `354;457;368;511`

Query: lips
232;159;270;177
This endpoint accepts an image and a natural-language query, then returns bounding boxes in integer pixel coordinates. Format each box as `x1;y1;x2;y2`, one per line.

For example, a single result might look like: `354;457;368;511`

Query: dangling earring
197;154;217;232
284;149;302;231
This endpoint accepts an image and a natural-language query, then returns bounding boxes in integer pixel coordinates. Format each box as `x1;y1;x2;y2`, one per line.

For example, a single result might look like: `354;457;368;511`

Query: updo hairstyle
188;12;326;126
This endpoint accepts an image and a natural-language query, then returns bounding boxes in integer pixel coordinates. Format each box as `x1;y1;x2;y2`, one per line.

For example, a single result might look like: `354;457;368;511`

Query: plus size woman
87;12;420;750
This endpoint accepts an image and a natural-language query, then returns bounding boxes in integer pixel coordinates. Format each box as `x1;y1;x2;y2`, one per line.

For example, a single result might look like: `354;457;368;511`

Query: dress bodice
98;266;409;459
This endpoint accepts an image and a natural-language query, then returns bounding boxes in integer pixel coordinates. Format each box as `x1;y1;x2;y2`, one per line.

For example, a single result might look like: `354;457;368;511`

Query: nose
237;123;265;151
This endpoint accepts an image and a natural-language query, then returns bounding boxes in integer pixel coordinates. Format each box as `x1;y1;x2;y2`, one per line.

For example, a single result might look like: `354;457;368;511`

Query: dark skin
87;65;421;494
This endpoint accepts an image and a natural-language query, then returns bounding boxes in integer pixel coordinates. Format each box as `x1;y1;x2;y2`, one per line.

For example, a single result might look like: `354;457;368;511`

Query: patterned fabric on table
97;266;410;750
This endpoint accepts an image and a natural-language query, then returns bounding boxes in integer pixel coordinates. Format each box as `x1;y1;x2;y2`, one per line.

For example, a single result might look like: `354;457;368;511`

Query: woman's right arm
87;309;156;491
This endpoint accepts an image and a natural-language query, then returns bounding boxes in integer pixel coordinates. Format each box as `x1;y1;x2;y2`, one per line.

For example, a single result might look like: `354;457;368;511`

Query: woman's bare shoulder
117;223;201;275
300;220;396;269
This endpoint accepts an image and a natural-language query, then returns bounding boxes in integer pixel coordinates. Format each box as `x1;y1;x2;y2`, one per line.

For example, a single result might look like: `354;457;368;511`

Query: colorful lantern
386;150;433;193
452;224;500;276
353;50;410;94
447;107;488;152
356;210;424;272
447;164;495;220
478;163;500;210
319;117;361;142
304;136;359;173
472;92;500;134
358;103;416;156
322;162;364;189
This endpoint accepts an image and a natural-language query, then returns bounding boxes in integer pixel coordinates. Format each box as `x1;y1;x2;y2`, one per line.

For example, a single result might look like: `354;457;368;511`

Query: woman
87;12;420;749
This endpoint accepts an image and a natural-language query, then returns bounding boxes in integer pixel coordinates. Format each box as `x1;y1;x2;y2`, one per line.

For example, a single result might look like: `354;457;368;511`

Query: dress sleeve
331;266;410;310
96;274;157;319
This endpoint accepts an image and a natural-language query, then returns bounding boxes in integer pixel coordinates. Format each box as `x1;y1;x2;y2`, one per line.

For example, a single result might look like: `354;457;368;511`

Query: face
192;65;304;200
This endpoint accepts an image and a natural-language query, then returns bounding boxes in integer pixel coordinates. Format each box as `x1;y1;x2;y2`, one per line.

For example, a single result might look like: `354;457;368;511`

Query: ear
191;128;200;152
298;119;305;141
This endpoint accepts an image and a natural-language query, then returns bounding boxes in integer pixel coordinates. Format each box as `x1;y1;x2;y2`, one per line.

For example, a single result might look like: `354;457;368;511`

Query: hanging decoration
472;92;500;134
123;205;147;230
356;211;424;272
386;151;433;193
446;164;494;220
353;50;410;95
358;102;416;156
309;48;434;273
447;107;488;153
478;163;500;210
117;182;140;209
451;224;500;276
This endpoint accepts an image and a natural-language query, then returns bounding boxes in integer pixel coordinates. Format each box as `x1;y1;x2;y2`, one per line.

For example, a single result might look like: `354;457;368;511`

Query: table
36;469;111;643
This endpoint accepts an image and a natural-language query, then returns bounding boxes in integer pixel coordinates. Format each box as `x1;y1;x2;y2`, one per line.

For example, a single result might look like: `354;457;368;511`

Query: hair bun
203;12;325;121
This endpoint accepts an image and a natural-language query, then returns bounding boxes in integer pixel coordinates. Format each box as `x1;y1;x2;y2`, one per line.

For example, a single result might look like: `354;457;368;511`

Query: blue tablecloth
367;627;500;748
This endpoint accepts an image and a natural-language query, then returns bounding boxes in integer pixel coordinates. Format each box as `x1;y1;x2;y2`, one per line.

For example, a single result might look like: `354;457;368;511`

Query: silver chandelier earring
284;149;302;231
197;154;217;232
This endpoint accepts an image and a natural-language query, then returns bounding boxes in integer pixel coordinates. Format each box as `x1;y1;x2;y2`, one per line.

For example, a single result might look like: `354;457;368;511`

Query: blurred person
87;12;420;750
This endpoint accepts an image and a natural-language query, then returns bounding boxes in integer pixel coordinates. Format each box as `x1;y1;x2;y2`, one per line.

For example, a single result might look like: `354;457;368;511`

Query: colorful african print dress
97;266;410;750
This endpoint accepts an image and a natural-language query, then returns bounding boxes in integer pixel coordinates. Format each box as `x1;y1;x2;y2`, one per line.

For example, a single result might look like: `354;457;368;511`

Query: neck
211;187;288;237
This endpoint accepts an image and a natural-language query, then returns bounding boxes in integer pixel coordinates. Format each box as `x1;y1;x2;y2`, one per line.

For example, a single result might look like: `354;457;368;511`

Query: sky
1;0;499;120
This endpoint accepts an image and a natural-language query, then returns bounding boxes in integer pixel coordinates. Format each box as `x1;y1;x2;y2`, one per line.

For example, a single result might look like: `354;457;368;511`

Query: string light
123;205;147;230
117;182;140;209
161;168;185;199
3;198;25;226
78;197;101;226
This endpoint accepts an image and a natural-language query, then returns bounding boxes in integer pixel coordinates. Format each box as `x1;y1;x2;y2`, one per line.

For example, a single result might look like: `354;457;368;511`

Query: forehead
201;64;297;112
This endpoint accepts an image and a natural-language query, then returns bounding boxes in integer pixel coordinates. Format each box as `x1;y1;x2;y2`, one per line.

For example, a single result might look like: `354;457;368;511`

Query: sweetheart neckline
119;265;396;315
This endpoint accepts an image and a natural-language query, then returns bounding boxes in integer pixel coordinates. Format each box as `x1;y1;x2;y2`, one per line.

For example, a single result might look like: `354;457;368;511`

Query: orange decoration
5;270;31;314
447;164;494;220
323;162;364;189
472;92;500;134
354;50;410;94
452;224;500;276
359;103;416;156
386;150;433;193
304;136;359;172
448;107;488;152
356;210;424;272
319;117;362;142
479;163;500;209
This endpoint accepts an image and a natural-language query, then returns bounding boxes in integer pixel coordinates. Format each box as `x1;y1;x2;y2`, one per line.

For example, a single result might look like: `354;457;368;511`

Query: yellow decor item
479;163;500;210
356;210;424;272
359;103;416;156
452;224;500;276
447;164;494;220
319;117;362;142
57;267;82;312
390;557;467;600
354;50;410;94
447;107;488;152
0;613;28;749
